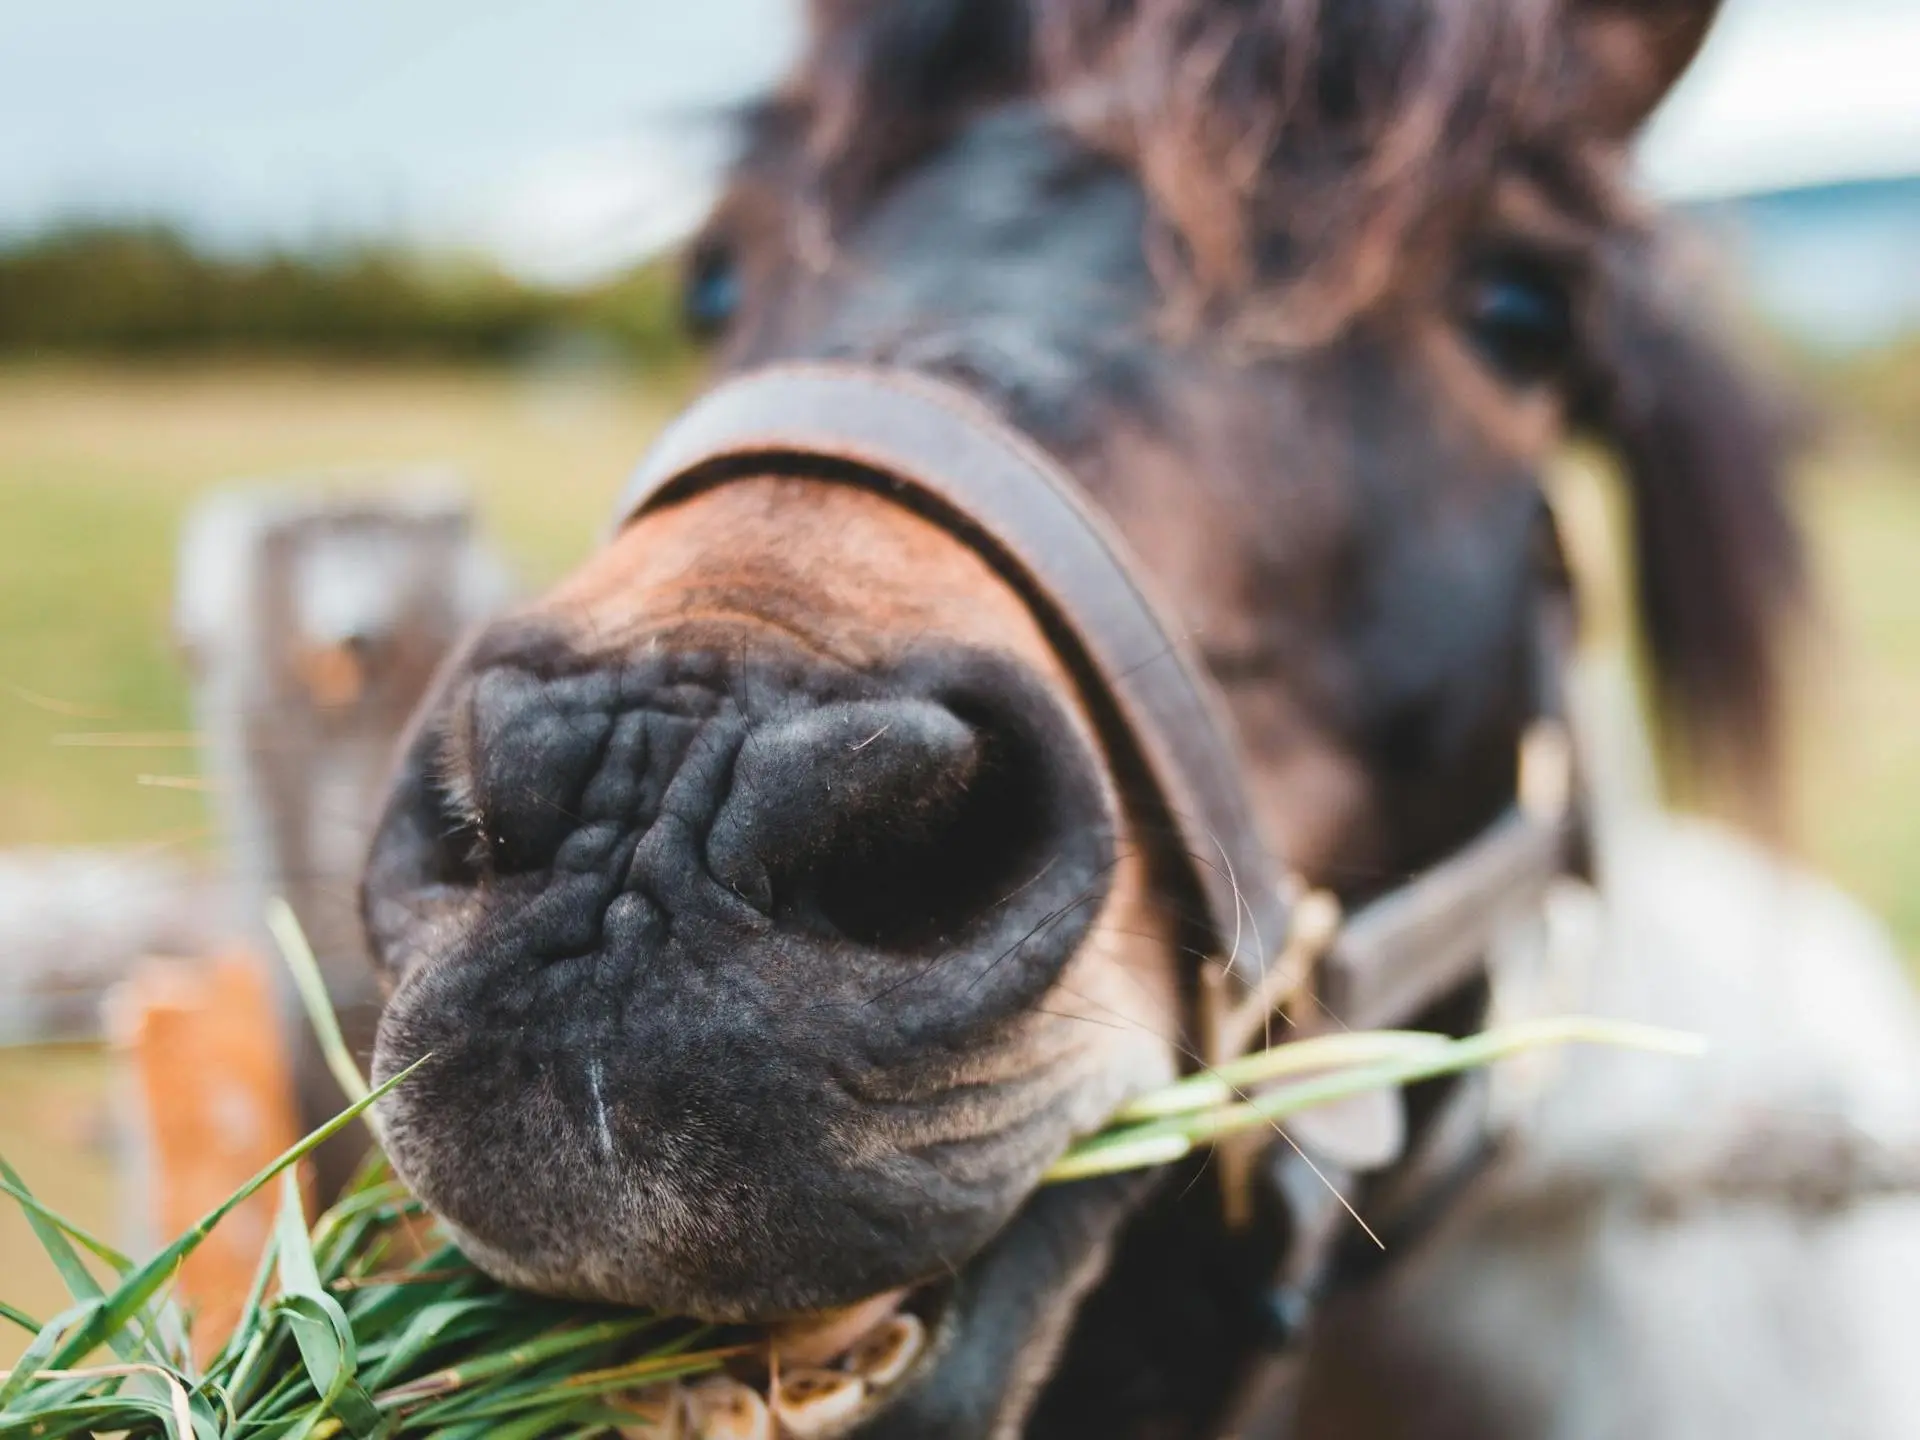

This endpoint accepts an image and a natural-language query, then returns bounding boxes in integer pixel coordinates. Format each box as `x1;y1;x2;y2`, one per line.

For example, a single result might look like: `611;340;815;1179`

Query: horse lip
769;1288;916;1367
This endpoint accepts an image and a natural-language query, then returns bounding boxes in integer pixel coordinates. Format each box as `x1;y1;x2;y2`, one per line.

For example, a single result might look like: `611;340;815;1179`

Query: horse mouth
706;1278;954;1436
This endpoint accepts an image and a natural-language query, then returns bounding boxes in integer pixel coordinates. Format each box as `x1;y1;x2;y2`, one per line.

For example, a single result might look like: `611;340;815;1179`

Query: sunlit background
2;0;1916;1363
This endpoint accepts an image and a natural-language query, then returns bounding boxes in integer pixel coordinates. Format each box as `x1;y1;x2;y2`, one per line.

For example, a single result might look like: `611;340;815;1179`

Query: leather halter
614;362;1580;1048
613;360;1586;1420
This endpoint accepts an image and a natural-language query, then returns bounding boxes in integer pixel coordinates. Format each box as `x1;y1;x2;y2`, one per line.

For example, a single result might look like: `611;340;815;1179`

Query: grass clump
0;1121;736;1438
0;904;1700;1436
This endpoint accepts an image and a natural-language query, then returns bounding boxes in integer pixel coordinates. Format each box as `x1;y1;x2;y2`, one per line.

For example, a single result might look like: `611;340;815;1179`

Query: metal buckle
1195;718;1574;1231
1197;888;1342;1229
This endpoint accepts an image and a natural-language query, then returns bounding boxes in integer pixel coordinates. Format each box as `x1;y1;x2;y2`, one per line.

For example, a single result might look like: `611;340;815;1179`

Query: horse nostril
461;667;613;875
363;660;619;969
706;695;1052;952
706;699;976;924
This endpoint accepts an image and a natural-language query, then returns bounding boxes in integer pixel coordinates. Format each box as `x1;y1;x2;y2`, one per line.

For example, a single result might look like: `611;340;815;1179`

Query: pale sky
0;0;1913;284
1639;0;1920;201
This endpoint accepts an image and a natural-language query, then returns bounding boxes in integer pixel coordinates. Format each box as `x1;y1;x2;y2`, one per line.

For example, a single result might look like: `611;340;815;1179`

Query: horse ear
1574;238;1808;799
1566;0;1724;136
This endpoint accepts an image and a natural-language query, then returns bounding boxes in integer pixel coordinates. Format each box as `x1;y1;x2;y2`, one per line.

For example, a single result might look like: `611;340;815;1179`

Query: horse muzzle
362;609;1129;1318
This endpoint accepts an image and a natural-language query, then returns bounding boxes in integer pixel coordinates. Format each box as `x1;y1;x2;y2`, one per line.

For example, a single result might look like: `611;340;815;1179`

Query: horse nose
392;645;1112;998
362;638;1121;1313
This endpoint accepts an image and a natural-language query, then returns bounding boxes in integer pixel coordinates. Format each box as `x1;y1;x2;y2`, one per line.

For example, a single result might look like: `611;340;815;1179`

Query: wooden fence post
172;476;513;1201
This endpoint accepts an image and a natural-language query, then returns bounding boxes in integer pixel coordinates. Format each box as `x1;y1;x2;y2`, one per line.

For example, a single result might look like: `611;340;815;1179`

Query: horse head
360;2;1802;1432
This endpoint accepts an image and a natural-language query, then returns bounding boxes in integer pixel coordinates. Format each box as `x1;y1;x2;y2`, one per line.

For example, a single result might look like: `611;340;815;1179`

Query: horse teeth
843;1312;926;1389
768;1289;909;1368
684;1377;772;1440
617;1383;685;1439
772;1368;868;1437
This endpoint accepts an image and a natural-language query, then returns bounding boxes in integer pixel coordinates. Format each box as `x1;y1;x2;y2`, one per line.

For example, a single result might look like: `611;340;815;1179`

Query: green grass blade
0;1377;214;1440
0;1299;102;1410
235;1415;317;1440
357;1300;500;1391
274;1171;324;1301
373;1315;659;1410
189;1386;224;1440
220;1320;292;1422
0;1302;42;1338
0;1176;167;1368
1112;1030;1452;1120
421;1399;609;1440
0;1153;155;1367
336;1150;397;1201
267;897;372;1108
331;1245;476;1341
0;1176;135;1276
0;1152;100;1302
1043;1131;1192;1178
1048;1016;1702;1181
271;1172;383;1438
47;1056;427;1374
203;1225;284;1383
428;1349;732;1425
396;1320;722;1430
272;1296;383;1439
0;1362;200;1440
0;1395;179;1440
309;1185;415;1283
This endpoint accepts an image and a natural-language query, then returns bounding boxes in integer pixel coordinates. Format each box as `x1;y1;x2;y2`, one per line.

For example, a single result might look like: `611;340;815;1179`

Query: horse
357;1;1920;1435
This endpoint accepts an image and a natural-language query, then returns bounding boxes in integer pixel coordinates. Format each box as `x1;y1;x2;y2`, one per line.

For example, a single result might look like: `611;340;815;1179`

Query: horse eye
683;242;741;338
1461;259;1573;387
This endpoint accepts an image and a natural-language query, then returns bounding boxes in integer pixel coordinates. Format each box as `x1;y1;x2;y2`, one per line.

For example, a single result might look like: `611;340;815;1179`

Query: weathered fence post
172;476;513;1200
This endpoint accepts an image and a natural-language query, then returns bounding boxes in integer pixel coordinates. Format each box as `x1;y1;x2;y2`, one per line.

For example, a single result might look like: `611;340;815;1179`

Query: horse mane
771;0;1806;789
1575;237;1808;797
786;0;1594;333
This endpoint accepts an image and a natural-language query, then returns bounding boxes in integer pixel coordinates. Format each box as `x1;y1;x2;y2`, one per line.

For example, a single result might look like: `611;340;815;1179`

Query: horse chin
430;1167;1150;1439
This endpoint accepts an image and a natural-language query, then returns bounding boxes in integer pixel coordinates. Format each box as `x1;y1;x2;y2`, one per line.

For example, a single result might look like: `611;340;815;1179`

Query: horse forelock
770;0;1631;346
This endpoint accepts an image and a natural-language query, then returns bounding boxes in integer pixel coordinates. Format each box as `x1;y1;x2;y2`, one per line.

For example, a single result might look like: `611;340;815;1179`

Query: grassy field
0;359;693;850
0;355;1915;946
1791;436;1920;951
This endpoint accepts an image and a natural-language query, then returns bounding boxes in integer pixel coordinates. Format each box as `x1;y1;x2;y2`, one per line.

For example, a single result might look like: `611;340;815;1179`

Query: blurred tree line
0;224;693;364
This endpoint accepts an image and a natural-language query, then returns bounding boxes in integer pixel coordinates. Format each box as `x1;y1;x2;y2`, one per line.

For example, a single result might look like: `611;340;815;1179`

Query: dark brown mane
784;0;1616;341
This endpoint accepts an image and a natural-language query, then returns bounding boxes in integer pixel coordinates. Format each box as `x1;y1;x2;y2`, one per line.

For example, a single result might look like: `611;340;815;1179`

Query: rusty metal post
173;476;512;1199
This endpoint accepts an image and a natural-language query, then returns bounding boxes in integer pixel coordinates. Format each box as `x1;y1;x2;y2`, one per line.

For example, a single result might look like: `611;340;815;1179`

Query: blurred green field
0;359;693;849
0;354;1914;953
1791;431;1920;954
